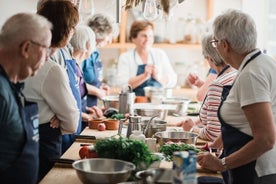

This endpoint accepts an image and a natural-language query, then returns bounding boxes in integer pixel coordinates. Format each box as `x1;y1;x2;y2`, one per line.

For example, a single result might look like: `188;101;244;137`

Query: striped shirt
198;67;237;141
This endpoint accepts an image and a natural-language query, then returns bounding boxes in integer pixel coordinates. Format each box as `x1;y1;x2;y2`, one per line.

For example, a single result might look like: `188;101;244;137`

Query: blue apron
132;50;161;96
218;51;261;184
60;50;82;153
0;73;39;184
82;51;103;107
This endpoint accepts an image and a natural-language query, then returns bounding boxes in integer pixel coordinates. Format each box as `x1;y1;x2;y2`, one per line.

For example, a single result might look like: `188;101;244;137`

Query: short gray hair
213;9;257;54
0;13;52;48
70;24;96;52
86;13;119;40
201;33;225;66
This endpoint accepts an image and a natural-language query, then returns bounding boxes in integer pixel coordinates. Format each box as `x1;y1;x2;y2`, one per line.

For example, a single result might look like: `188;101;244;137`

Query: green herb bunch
94;137;160;170
159;143;201;161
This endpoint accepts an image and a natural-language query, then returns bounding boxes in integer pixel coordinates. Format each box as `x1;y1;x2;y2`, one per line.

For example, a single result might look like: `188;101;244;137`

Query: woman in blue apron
0;67;40;184
60;50;82;153
132;50;161;96
82;50;103;107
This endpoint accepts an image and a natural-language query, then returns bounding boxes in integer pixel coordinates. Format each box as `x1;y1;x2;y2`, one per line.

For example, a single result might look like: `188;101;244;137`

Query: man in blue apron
0;13;52;184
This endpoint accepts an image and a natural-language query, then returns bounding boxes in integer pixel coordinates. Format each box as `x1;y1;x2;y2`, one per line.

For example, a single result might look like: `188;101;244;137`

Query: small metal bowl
135;109;168;120
154;131;198;146
72;158;136;184
102;95;119;109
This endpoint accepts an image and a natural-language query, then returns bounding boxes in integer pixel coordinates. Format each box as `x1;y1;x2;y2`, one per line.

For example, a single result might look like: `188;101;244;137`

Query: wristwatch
221;157;229;170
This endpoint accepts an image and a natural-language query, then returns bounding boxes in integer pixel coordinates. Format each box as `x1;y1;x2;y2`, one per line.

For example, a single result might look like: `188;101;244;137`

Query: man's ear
20;41;30;58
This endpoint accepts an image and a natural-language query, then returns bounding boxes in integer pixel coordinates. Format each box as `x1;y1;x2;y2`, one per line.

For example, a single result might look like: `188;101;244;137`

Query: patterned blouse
198;66;237;141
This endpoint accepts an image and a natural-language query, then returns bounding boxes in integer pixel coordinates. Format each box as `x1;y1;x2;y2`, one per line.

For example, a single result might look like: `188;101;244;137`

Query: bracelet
221;157;229;170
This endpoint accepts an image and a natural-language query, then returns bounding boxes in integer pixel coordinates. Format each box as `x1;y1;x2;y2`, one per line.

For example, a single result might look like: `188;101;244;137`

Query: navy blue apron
60;50;82;153
0;71;39;184
218;51;261;184
132;50;162;96
82;51;102;107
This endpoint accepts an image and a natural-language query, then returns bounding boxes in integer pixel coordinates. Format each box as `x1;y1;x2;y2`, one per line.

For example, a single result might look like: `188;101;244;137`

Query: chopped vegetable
110;113;125;120
159;143;201;161
94;137;160;170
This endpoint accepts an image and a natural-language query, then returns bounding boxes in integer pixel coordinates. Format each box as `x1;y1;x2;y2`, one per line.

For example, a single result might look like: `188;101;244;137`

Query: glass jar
129;130;146;142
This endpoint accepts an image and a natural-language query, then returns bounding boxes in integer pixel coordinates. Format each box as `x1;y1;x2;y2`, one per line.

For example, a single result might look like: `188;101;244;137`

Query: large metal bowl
154;131;198;146
102;95;119;110
72;158;136;184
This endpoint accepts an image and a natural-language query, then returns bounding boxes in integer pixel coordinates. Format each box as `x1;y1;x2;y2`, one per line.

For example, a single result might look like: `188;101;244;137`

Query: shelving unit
103;0;214;53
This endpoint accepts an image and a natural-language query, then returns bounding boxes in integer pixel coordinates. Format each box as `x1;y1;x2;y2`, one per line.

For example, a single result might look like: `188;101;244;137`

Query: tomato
97;123;106;131
79;146;89;159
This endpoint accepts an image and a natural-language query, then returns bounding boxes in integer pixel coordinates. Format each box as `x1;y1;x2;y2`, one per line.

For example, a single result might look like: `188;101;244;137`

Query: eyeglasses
30;40;52;57
209;39;219;48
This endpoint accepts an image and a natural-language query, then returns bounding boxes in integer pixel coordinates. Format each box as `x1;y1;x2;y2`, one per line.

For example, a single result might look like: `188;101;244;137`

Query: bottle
129;130;145;142
172;151;197;184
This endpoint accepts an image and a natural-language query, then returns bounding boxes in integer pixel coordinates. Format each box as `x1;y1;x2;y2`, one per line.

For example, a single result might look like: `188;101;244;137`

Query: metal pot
140;119;167;138
154;131;198;146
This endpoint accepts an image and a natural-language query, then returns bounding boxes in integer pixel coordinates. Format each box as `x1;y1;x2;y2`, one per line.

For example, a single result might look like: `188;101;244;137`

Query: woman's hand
188;73;204;88
50;115;61;128
151;65;160;81
86;106;104;118
197;152;224;172
176;118;195;131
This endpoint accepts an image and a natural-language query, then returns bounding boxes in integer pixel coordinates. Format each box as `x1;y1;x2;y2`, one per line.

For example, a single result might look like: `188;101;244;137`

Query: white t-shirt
220;49;276;177
117;48;177;89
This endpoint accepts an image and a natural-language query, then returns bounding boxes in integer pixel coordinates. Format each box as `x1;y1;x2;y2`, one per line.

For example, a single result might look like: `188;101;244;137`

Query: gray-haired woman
198;9;276;184
178;33;237;143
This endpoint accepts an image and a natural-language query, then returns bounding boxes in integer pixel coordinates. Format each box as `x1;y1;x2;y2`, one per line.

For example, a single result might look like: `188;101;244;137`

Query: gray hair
70;24;96;52
201;33;225;66
0;13;52;48
213;9;257;54
86;13;119;40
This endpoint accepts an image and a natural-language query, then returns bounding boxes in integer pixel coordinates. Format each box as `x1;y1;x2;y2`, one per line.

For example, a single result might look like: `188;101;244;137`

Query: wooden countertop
40;114;221;184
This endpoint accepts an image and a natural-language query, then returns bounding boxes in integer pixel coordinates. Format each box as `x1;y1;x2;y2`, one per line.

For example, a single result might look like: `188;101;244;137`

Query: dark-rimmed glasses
209;39;219;48
30;40;52;57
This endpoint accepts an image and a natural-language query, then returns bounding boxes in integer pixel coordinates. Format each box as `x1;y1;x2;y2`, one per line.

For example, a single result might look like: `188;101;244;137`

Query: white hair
0;12;52;48
70;24;96;52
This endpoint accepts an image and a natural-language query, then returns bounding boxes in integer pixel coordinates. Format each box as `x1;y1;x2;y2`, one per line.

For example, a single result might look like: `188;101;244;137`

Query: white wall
0;0;270;87
0;0;37;27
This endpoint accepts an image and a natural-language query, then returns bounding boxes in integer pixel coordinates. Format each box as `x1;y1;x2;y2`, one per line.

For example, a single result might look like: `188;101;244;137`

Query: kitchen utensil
72;158;136;184
119;85;135;114
141;117;167;138
162;97;190;116
126;115;142;138
154;131;198;146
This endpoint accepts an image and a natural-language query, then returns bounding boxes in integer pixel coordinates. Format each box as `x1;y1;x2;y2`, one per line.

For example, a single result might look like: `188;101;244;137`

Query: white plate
133;103;177;110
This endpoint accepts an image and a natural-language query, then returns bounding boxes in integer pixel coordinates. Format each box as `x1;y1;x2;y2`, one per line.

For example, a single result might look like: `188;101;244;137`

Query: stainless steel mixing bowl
72;158;136;184
154;131;198;145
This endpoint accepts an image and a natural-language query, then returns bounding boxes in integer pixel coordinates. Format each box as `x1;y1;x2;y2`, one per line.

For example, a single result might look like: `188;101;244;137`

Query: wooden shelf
102;1;213;53
104;43;201;50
